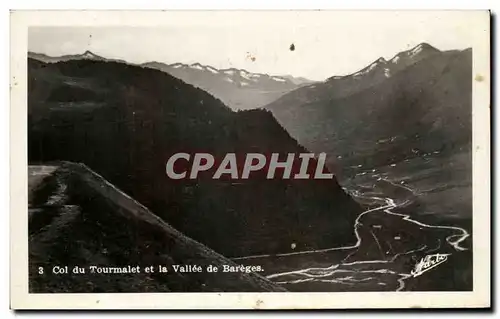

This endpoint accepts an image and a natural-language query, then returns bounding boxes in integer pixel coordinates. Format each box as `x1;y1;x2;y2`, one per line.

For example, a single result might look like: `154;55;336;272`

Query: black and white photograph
10;10;491;309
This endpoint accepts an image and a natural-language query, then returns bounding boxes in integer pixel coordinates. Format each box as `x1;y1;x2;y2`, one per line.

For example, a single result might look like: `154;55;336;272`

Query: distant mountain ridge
141;61;315;110
152;62;297;87
272;43;444;107
28;50;127;64
141;61;306;90
328;43;441;81
28;51;315;110
265;43;472;176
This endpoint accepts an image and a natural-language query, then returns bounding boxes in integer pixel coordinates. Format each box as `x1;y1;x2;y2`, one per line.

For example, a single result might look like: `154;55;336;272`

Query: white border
10;10;491;310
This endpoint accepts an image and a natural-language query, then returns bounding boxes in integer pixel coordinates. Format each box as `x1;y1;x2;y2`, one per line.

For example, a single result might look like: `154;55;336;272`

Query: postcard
10;10;491;309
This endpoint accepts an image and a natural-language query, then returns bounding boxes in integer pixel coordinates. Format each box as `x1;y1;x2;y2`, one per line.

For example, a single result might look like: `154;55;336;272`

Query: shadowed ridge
28;58;362;258
28;162;286;293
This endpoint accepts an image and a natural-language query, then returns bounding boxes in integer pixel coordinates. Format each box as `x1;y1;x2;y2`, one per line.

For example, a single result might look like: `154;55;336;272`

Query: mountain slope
28;57;362;258
141;61;314;110
265;44;472;176
29;162;286;292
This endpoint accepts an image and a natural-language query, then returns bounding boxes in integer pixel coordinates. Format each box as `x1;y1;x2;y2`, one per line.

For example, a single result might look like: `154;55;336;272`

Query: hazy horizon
28;12;477;81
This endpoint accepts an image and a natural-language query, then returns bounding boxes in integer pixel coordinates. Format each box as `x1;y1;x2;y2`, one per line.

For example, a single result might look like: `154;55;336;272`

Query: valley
235;151;472;291
27;41;474;292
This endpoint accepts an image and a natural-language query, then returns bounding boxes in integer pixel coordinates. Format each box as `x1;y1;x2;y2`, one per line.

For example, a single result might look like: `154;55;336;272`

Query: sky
28;11;480;81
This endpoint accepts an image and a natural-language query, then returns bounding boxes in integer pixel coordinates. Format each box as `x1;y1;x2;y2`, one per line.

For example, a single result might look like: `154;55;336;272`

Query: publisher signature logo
411;253;450;277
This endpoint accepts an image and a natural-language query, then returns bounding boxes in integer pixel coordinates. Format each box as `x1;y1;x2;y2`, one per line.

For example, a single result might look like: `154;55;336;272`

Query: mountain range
28;57;361;258
264;43;472;177
28;51;314;110
142;61;315;110
26;40;474;293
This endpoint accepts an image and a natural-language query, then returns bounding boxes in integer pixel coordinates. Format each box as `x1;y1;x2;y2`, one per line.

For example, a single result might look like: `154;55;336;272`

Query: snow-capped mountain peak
206;66;219;74
367;58;387;70
410;44;424;56
271;76;287;82
352;57;387;77
327;43;441;82
146;62;314;109
190;63;204;70
239;71;252;81
391;43;440;61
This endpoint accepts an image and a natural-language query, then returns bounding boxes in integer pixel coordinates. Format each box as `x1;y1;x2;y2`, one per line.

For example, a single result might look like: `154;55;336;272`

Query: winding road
233;178;471;291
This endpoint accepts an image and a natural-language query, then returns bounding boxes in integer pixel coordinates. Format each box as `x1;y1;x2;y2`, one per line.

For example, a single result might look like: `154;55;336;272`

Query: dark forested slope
28;58;362;258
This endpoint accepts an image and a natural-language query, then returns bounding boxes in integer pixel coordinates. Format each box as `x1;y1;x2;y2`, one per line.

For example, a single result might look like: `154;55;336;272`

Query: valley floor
233;152;473;292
